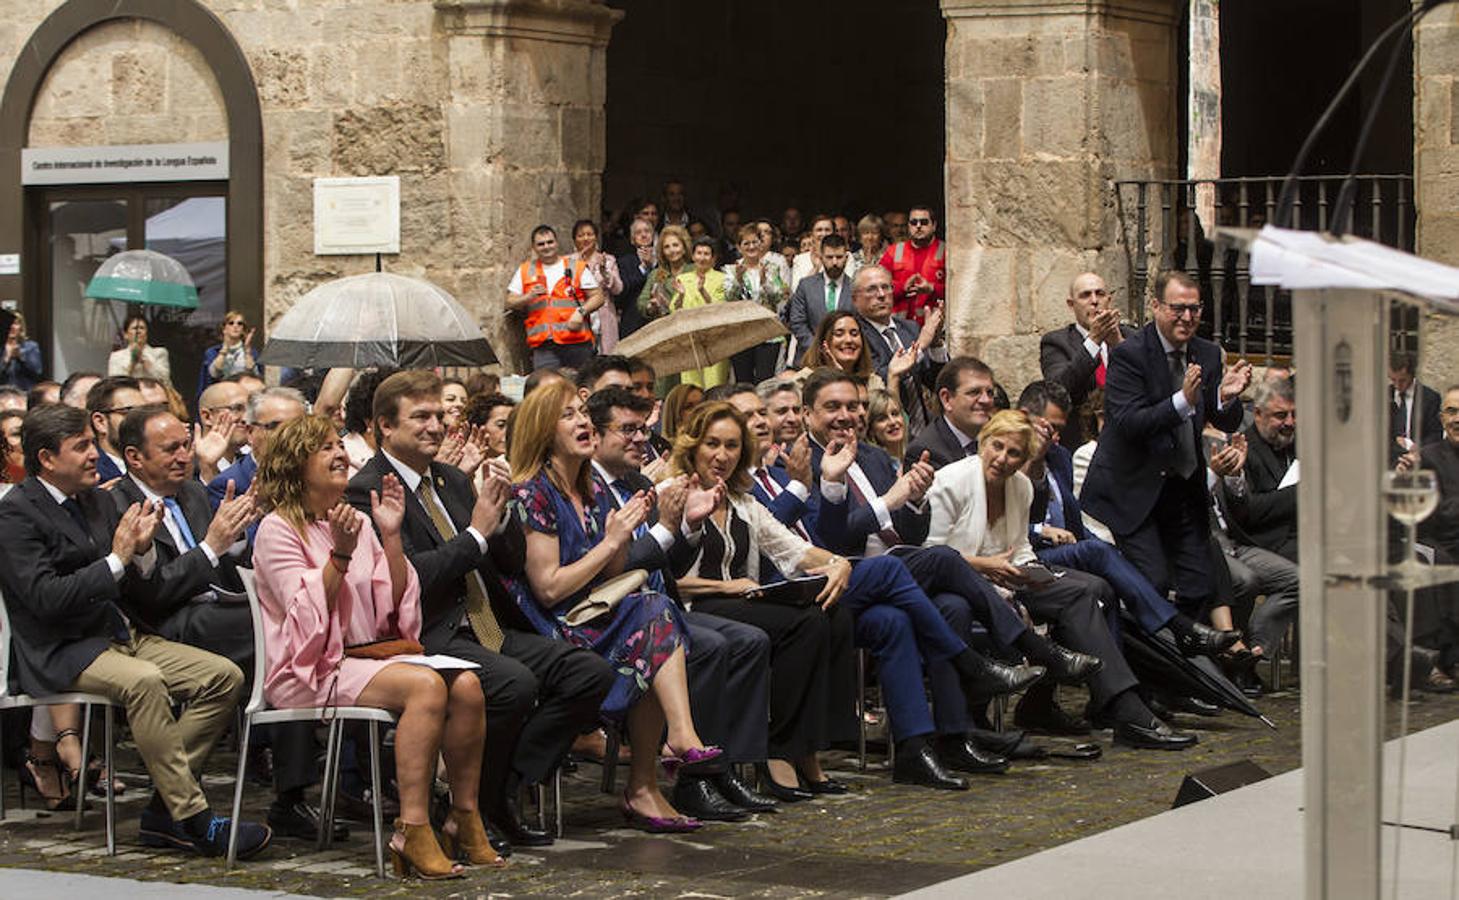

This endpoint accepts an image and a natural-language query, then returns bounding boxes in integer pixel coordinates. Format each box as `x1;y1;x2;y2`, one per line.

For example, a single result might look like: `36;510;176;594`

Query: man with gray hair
757;378;804;444
205;386;308;509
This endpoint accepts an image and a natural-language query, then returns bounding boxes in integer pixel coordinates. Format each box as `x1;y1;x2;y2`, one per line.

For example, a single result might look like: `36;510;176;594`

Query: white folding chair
0;589;117;854
230;568;396;876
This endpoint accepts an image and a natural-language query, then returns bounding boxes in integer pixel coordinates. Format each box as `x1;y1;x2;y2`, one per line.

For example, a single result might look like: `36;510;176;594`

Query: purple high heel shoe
661;745;724;778
619;794;703;833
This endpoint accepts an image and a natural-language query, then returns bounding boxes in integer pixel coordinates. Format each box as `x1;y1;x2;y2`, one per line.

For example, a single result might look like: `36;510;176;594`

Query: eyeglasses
102;405;141;415
609;424;650;439
908;218;932;226
252;420;285;431
1161;302;1203;320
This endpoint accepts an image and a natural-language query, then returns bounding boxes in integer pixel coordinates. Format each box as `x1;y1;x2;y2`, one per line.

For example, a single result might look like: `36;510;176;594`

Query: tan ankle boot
441;808;508;868
388;818;463;880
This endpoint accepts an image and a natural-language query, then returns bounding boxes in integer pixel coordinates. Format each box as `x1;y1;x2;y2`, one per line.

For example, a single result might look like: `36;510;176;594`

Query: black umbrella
1118;610;1275;728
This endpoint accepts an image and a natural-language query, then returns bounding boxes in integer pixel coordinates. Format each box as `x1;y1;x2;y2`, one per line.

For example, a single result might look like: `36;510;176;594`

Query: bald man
1039;272;1136;446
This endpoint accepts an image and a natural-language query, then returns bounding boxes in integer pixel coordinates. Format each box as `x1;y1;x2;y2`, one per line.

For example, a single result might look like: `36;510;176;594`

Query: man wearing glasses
1040;272;1136;446
878;204;944;327
85;375;144;482
1080;271;1252;650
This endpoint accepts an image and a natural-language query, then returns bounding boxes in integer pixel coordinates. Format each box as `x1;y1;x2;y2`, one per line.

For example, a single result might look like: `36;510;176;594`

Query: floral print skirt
562;589;689;721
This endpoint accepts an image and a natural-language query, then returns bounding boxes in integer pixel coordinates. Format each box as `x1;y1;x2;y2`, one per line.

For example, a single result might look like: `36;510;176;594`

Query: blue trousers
839;555;967;741
892;546;1025;737
1038;537;1177;635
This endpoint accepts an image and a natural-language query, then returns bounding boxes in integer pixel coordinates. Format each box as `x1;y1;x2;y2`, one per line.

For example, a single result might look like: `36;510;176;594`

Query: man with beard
1230;375;1298;562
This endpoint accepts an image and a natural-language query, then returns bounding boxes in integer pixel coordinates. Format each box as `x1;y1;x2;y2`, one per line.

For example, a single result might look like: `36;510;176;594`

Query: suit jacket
112;476;245;619
1420;438;1459;556
807;438;929;557
1080;322;1244;536
207;454;258;510
346;454;526;650
1390;383;1442;448
0;477;155;695
747;465;818;537
904;415;972;472
786;271;853;363
595;468;700;595
96;450;125;484
1027;443;1091;543
1039;322;1137;446
858;314;940;425
615;253;653;338
1228;425;1298;561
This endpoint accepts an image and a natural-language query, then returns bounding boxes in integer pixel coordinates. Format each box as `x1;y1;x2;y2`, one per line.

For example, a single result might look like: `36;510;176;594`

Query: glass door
46;197;129;379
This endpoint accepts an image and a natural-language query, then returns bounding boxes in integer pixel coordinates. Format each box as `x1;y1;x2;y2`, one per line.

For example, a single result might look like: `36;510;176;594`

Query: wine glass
1384;470;1438;526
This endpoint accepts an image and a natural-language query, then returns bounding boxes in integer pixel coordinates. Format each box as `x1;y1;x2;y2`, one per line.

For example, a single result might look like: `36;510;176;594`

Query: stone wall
3;0;618;373
940;0;1178;390
1415;3;1459;382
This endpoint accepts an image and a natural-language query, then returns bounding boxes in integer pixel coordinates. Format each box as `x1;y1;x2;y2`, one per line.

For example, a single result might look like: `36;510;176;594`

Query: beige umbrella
613;301;789;376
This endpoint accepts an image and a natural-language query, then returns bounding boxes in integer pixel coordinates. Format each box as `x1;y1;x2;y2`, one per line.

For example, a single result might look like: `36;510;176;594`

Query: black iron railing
1112;174;1415;363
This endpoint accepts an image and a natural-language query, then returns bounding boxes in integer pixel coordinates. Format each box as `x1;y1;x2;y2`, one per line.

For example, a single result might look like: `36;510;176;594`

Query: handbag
344;637;424;660
564;569;648;627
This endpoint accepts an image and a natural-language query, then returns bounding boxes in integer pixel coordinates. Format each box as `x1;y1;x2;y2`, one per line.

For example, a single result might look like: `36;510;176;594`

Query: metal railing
1112;174;1415;363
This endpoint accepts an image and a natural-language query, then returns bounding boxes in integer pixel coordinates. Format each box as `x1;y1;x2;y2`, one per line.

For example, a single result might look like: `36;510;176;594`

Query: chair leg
368;720;385;880
0;708;7;822
227;717;252;867
857;650;867;774
75;704;92;831
600;729;619;795
535;782;546;831
103;707;115;856
317;720;341;852
553;768;563;838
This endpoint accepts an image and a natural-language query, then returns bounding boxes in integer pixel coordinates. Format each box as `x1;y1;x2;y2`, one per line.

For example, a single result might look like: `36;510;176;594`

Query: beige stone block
1022;76;1087;158
333;102;446;175
1096;77;1174;168
945;244;1018;342
398;39;445;104
186;111;230;142
110;48;167;115
33;44;114;120
502;41;594;107
167;47;225;119
496;107;563;170
353;40;403;105
1029;249;1097;332
26;117;103;149
1417;21;1459;81
959;35;1066;79
250;48;309;108
220;9;325;53
977;333;1044;392
1417;212;1459;265
447;169;505;262
947;78;985;163
308;43;356;108
446;35;504;101
981;79;1021;160
445;103;494;171
398;173;452;257
102;114;192;145
966;159;1096;248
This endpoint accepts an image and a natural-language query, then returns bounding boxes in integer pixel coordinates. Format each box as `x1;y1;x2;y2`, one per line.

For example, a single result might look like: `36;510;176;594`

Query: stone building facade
0;0;1451;383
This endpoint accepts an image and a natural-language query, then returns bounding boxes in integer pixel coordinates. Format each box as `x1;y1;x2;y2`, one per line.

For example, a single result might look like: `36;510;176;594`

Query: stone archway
0;0;263;332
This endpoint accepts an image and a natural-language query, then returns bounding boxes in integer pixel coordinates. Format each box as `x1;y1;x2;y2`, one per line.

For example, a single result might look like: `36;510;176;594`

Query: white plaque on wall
313;176;400;256
21;142;228;185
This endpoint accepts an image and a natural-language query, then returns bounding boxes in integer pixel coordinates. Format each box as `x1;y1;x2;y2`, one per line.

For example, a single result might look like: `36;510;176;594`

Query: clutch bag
564;569;649;627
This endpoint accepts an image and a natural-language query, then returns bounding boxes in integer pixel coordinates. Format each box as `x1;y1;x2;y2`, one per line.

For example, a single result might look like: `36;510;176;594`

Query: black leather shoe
957;653;1047;698
268;800;348;842
936;739;1010;774
247;745;275;788
335;786;399;822
672;776;749;822
1174;621;1241;657
1036;643;1104;684
713;771;778;812
1014;698;1092;735
755;763;814;803
967;727;1026;757
797;772;850;795
1113;719;1198;750
892;745;969;790
489;797;553;848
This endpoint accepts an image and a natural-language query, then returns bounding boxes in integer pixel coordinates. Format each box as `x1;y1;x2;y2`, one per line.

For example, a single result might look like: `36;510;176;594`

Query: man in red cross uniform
506;224;605;371
878;204;945;327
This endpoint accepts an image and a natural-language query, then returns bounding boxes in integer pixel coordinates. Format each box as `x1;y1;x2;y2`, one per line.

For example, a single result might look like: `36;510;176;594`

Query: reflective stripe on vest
521;257;593;348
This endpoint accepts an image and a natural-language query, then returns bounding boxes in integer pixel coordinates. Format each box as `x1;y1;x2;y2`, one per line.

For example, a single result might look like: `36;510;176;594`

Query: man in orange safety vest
505;224;605;371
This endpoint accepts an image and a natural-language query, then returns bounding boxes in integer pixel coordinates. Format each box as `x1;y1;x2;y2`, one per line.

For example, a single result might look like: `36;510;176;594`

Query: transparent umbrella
258;272;495;369
84;249;199;309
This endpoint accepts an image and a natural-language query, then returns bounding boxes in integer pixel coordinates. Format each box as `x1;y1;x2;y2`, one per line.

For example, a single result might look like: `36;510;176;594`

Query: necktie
417;478;503;651
62;497;129;642
612;480;666;593
963;440;977;458
1094;348;1107;388
1397;391;1411;439
753;469;812;541
163;497;197;550
826;280;838;311
60;497;91;542
1044;475;1066;529
884;325;906;353
844;469;902;547
1169;350;1198;479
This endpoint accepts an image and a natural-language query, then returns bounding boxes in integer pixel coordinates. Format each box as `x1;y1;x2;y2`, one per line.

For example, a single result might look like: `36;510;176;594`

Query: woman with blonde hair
252;415;500;878
636;224;692;323
672;237;731;389
659;382;703;442
198;310;259;398
925;409;1191;750
865;389;907;474
506;380;720;832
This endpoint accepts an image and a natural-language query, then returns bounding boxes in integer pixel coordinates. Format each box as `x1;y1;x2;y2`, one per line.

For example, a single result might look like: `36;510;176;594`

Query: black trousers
683;611;771;764
426;626;613;813
688;598;858;760
1114;475;1215;616
1017;568;1139;710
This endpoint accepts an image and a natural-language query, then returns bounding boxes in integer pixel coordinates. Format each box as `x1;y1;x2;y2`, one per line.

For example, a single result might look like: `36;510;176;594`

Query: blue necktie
1045;475;1066;530
163;497;197;550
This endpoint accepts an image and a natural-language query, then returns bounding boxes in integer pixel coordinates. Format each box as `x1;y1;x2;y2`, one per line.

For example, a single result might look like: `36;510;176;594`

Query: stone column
940;0;1180;388
435;0;621;372
1415;3;1459;381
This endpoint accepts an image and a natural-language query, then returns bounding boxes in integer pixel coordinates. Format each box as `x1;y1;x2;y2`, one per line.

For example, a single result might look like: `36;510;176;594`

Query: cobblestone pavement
2;684;1456;899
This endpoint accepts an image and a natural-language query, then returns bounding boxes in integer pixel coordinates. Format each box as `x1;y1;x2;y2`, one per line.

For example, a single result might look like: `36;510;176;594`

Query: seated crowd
3;255;1455;885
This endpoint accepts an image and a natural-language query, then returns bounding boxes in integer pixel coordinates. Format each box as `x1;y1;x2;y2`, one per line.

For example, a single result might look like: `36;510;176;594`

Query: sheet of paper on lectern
1248;225;1459;307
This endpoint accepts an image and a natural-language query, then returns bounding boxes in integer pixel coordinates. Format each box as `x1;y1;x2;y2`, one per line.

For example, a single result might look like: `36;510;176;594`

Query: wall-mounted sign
21;142;228;185
313;176;400;256
0;254;17;276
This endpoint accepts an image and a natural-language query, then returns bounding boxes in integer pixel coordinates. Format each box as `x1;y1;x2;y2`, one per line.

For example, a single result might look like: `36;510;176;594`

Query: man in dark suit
786;234;854;364
347;371;613;849
615;216;657;339
715;384;817;539
1039;272;1137;446
85;376;143;483
1081;270;1251;649
0;404;269;858
904;357;997;470
1390;352;1442;456
852;265;944;431
1233;375;1298;562
113;405;338;841
1420;385;1459;558
587;387;776;820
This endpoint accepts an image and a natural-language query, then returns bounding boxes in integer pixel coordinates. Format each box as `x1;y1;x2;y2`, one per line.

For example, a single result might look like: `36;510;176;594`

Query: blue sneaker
197;815;273;860
138;808;197;852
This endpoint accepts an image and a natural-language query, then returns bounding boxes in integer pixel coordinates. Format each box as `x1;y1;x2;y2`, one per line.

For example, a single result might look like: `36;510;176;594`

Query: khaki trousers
71;630;244;822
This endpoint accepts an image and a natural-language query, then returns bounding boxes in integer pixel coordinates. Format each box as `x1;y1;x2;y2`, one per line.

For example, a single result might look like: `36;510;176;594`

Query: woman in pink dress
253;414;500;880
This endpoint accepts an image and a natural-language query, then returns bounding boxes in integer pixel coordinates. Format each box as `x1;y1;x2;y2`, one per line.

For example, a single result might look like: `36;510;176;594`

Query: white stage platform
903;719;1459;899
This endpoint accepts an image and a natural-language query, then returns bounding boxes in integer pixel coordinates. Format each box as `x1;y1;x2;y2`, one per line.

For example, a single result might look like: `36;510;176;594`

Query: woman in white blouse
669;401;859;799
107;315;171;383
926;410;1195;748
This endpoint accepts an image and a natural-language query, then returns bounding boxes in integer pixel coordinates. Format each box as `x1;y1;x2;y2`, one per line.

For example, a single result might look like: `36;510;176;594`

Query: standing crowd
1;188;1454;883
